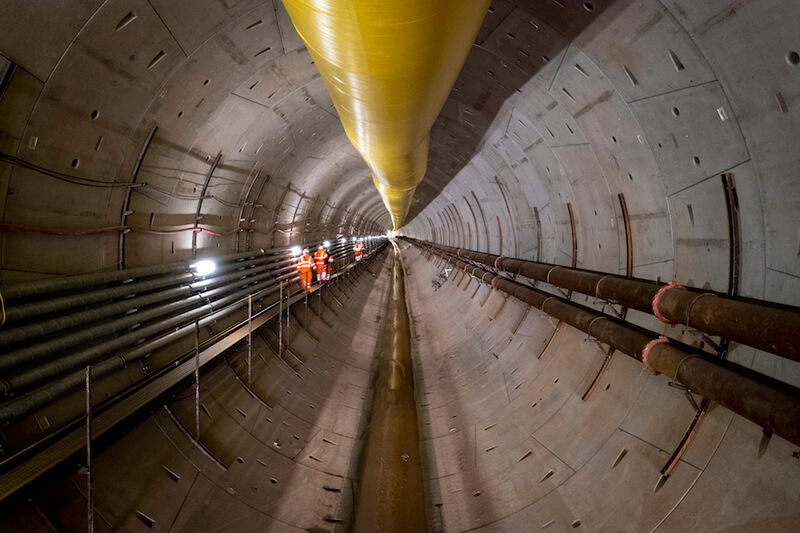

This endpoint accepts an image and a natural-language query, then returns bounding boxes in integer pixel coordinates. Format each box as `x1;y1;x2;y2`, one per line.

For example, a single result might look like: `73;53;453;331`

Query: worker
353;239;364;261
297;248;314;292
314;244;331;282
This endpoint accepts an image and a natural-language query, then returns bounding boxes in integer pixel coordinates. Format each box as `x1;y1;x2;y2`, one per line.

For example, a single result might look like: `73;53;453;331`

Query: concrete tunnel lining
0;0;799;531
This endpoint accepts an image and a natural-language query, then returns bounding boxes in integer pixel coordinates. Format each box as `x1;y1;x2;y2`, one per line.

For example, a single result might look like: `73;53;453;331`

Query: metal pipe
0;245;386;423
4;254;294;324
0;272;296;393
0;264;298;373
0;245;298;304
0;264;275;347
409;238;800;363
415;241;800;446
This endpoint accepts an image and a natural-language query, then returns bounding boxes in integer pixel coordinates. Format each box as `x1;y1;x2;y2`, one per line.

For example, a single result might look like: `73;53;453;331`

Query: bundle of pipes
408;238;800;447
408;239;800;363
0;238;383;425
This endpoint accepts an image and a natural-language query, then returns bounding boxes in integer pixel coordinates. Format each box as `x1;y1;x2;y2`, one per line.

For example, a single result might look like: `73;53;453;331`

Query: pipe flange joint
652;281;686;325
642;336;670;375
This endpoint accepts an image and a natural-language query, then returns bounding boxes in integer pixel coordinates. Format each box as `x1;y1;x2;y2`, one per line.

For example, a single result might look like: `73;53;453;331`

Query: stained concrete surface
352;243;426;532
1;0;799;531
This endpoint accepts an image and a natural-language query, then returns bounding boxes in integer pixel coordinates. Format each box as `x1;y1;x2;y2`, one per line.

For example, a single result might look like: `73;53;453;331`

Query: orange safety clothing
353;242;364;261
314;248;330;281
297;252;314;291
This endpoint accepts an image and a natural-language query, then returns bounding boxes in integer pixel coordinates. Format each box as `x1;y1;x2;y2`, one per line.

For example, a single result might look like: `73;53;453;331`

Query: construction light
191;260;216;276
323;240;331;248
290;246;302;256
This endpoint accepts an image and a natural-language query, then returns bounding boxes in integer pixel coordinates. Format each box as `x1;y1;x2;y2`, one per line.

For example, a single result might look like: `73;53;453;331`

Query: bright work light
191;260;216;276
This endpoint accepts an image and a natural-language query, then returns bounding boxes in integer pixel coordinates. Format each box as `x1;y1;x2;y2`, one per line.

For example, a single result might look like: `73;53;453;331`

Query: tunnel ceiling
1;0;800;530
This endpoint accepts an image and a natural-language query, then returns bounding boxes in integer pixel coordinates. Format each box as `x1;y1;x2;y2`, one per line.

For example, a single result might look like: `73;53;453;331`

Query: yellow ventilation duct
281;0;490;229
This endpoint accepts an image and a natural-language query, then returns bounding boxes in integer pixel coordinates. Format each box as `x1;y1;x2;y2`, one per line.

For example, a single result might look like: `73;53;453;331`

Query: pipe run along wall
410;238;800;448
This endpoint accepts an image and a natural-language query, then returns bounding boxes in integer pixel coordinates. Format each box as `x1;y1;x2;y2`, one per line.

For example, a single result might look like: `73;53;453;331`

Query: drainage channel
353;240;426;532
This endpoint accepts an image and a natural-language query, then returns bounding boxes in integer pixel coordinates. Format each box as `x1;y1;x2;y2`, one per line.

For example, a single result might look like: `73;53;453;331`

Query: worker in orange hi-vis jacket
297;248;314;292
353;240;364;261
314;244;330;282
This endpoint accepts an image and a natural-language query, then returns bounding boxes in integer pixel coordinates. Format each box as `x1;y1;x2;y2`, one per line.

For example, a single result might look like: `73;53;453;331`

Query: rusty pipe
413;240;800;446
407;238;800;364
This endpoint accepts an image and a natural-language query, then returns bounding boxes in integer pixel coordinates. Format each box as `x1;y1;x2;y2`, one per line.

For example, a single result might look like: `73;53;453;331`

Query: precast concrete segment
412;238;800;363
353;240;426;532
412;239;800;448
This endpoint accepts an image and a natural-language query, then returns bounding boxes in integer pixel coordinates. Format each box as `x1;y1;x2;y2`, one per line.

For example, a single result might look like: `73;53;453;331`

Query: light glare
192;260;216;276
290;246;302;256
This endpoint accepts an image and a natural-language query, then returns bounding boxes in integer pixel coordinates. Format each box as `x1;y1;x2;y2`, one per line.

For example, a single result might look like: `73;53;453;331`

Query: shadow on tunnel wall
404;0;626;228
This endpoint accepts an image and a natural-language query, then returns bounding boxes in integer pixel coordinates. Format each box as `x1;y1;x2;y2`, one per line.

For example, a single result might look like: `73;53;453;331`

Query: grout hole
628;173;633;182
669;49;685;72
611;135;617;143
236;457;244;463
672;107;680;117
507;33;515;39
116;12;137;31
203;79;210;85
692;156;700;166
270;478;278;484
91;109;99;120
135;511;155;528
177;111;183;118
573;519;582;528
584;3;594;11
542;55;550;62
70;158;79;168
787;51;800;66
605;383;611;390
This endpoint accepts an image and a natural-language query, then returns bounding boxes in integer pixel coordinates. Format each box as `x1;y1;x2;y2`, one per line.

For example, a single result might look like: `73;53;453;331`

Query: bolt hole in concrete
91;109;99;119
787;51;800;66
583;2;593;11
70;158;79;168
672;106;680;116
236;457;244;463
178;111;183;118
693;156;701;166
270;478;278;484
628;173;633;182
572;519;582;527
203;79;210;85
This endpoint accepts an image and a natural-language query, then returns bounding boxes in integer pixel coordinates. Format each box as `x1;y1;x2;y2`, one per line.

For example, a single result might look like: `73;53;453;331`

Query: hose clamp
684;292;717;327
546;266;562;285
594;275;613;299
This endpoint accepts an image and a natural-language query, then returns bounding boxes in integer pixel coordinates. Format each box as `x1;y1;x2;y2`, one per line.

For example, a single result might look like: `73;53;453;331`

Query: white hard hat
302;248;309;255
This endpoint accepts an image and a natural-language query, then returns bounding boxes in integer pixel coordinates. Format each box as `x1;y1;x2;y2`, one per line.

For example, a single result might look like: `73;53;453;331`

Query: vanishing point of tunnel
0;1;799;532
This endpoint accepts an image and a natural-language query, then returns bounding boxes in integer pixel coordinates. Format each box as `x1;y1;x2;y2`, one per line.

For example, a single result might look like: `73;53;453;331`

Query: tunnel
1;0;799;531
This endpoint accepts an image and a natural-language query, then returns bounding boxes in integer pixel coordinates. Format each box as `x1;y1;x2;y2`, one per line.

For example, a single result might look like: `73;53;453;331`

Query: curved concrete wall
0;0;799;531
